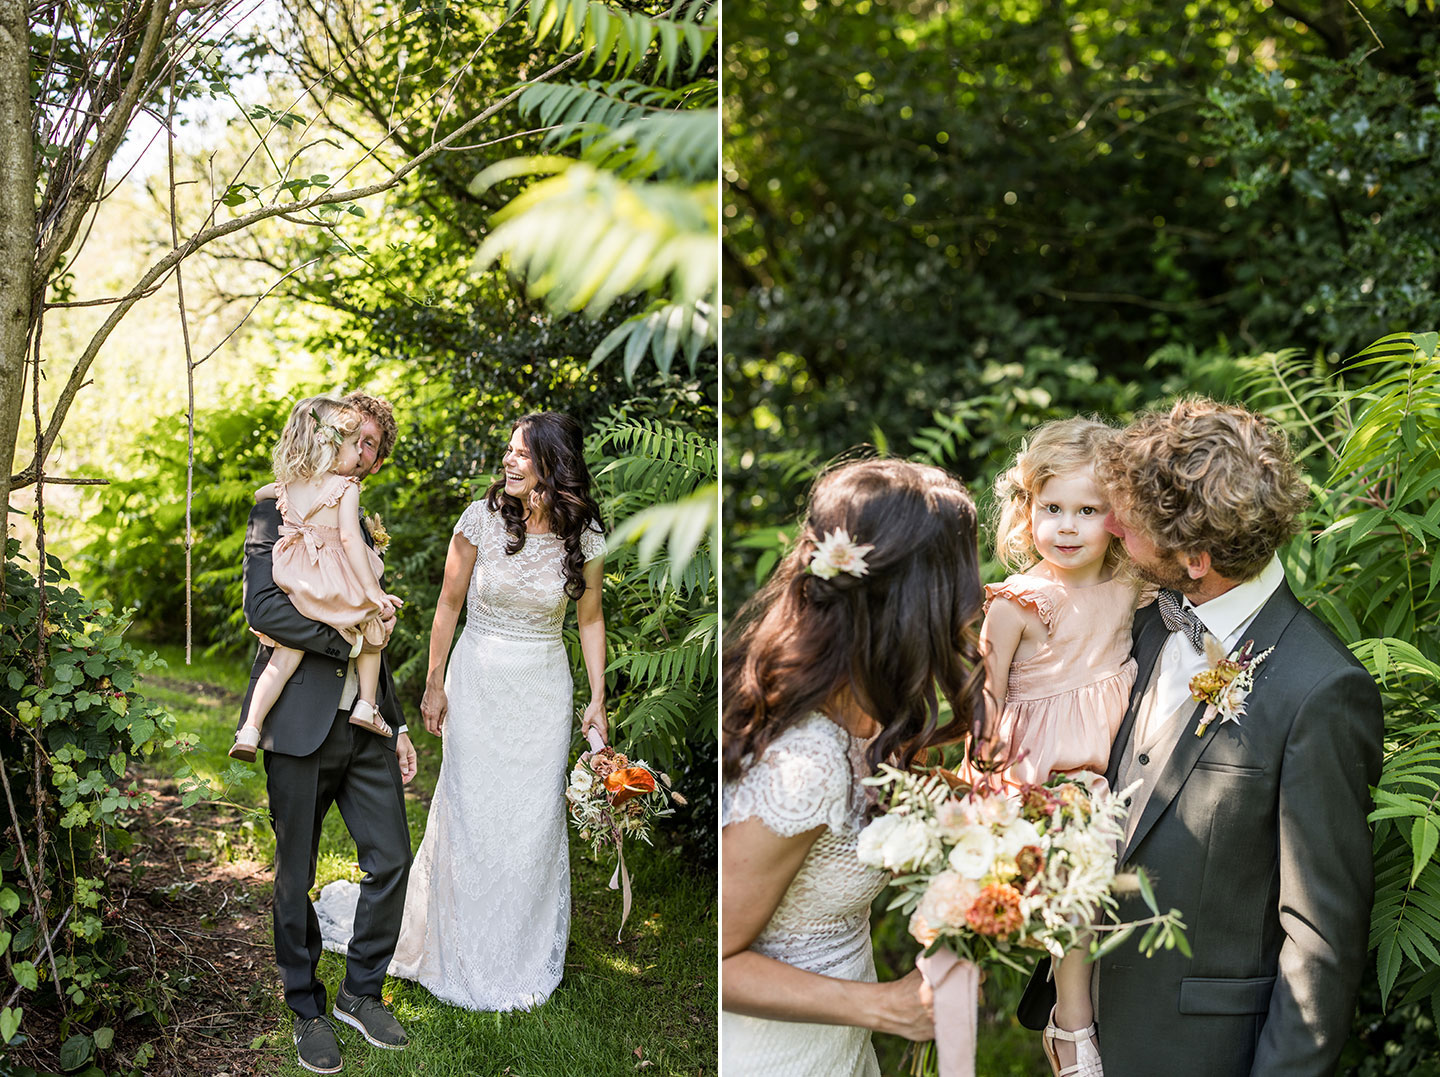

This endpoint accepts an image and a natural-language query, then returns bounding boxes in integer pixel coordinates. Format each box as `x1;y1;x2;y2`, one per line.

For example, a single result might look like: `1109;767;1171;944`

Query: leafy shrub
1;541;191;1073
1226;334;1440;1030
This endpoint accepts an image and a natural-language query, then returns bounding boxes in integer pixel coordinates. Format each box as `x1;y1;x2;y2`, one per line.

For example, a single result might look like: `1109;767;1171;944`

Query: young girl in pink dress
975;416;1143;1077
229;396;400;762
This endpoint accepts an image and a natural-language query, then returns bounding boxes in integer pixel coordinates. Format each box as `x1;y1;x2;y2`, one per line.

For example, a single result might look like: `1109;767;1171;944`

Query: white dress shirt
1133;555;1287;752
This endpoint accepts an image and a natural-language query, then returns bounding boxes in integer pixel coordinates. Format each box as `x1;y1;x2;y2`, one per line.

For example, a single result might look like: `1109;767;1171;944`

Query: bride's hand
421;683;448;737
580;698;608;744
874;967;935;1042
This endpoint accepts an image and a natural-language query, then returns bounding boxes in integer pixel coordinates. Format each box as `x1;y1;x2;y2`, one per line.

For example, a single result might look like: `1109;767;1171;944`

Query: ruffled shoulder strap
722;714;859;837
580;520;605;562
984;573;1064;630
324;473;360;509
274;482;292;521
453;500;491;547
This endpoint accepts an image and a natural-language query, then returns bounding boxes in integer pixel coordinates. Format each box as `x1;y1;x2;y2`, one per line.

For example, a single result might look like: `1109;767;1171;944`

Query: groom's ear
1181;551;1211;580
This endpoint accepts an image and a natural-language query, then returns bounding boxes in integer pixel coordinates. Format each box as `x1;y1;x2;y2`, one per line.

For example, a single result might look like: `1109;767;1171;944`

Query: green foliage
0;541;191;1071
511;0;716;80
1217;335;1440;1025
724;0;1440;608
77;389;289;651
476;0;718;377
585;409;718;863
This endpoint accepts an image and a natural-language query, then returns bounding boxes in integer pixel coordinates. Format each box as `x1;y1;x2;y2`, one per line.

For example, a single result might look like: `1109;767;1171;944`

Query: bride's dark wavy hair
723;458;986;783
485;412;604;599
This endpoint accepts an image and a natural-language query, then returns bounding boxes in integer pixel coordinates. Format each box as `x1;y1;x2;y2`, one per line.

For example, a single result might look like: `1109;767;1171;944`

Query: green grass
141;643;717;1076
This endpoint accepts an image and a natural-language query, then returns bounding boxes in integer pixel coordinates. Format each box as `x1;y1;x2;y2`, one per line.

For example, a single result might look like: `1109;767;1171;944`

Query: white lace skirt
722;944;882;1077
388;628;574;1010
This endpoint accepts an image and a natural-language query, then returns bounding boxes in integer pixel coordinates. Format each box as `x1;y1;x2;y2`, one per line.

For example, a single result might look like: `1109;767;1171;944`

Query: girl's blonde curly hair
271;395;359;484
993;416;1123;573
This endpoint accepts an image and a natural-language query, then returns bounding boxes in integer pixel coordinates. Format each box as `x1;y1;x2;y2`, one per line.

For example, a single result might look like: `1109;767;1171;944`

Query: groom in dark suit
240;391;416;1074
1020;399;1383;1076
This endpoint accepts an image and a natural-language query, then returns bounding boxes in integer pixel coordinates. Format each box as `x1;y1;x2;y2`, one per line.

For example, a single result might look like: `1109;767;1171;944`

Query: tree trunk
0;0;33;528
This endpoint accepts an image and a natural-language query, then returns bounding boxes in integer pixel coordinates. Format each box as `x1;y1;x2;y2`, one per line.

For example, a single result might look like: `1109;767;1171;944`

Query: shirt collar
1185;554;1286;643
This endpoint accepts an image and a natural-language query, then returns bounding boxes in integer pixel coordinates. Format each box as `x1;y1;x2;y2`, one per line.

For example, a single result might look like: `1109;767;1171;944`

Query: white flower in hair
808;528;875;580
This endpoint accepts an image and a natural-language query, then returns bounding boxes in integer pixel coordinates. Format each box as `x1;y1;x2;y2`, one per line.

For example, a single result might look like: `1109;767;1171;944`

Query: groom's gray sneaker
293;1015;343;1073
333;985;409;1050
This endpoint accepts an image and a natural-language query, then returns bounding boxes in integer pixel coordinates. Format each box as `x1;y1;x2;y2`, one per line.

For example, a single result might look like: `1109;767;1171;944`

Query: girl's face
335;431;364;476
1030;467;1112;580
502;428;540;502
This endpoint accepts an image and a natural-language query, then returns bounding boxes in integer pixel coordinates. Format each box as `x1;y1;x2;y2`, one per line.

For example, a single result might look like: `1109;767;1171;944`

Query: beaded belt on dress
753;919;871;976
465;614;562;643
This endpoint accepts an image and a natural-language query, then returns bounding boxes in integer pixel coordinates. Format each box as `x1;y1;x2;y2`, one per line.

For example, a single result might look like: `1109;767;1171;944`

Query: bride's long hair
485;412;603;600
723;458;986;782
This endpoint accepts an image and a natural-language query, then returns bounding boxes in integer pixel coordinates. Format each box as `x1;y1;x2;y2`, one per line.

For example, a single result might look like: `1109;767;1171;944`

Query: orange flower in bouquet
604;766;658;806
566;732;684;940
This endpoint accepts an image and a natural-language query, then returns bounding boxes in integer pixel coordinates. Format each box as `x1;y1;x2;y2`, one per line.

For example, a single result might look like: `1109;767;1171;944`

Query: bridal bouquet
857;767;1187;1076
566;729;685;939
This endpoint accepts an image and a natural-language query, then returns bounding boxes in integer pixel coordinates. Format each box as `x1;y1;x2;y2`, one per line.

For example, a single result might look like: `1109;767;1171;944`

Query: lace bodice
454;501;605;643
722;714;887;976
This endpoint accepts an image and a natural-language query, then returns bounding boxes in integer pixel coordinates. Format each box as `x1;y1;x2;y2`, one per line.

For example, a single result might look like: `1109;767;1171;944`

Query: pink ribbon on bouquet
586;728;635;942
916;948;979;1077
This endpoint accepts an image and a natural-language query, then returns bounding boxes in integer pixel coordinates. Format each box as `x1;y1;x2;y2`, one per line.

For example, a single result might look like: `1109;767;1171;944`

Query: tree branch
11;49;585;490
34;0;175;284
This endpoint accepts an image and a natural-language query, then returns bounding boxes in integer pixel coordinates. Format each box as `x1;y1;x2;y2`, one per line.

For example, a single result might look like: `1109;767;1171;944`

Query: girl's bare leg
230;645;304;760
347;650;392;736
1044;947;1103;1075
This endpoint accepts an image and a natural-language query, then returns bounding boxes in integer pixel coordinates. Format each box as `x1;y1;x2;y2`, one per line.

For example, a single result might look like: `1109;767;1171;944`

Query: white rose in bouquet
947;826;996;879
996;816;1044;860
856;813;905;868
567;766;595;800
880;817;942;872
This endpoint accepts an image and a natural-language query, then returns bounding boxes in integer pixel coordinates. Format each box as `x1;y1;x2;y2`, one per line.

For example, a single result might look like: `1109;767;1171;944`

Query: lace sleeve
722;717;857;837
580;522;606;563
453;501;488;547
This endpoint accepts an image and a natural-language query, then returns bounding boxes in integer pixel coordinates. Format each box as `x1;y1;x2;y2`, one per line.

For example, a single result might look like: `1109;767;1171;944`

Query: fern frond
507;0;717;79
474;163;716;318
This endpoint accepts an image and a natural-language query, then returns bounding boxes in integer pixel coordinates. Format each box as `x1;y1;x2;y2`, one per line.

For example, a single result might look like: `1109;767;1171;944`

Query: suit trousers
264;709;411;1018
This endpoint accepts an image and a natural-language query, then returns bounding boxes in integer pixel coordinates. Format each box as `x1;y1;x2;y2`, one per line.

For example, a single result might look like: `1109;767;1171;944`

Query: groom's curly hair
1095;398;1310;581
722;458;986;783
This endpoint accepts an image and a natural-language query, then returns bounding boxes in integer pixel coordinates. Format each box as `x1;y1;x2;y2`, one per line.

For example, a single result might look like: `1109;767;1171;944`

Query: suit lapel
1106;603;1168;789
1119;580;1304;865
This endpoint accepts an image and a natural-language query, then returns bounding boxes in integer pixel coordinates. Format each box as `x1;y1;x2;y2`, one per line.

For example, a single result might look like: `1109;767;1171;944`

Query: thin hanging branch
167;68;197;666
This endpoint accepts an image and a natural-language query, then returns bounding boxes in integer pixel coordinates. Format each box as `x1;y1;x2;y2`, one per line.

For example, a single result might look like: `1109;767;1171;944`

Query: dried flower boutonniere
364;511;391;554
1190;637;1274;737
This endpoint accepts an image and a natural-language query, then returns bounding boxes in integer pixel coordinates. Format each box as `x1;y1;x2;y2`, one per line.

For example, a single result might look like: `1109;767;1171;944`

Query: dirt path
11;676;287;1077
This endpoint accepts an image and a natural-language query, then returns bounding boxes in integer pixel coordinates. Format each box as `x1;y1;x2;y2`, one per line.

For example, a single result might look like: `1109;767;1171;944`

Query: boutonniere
364;511;391;553
1190;638;1274;737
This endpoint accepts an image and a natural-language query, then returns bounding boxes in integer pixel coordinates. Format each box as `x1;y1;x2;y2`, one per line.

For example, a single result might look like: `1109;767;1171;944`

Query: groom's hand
395;731;417;784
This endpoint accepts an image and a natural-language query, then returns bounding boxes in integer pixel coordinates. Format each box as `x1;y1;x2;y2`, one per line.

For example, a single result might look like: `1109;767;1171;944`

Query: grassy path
140;644;716;1076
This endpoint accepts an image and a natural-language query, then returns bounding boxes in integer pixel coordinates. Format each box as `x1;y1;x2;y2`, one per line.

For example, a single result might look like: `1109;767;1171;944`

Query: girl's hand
874;968;935;1042
580;698;608;745
421;683;448;737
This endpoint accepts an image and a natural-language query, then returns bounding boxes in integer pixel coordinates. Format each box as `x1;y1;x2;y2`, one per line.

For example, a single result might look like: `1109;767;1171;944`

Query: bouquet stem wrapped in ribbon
857;768;1189;1077
566;727;685;941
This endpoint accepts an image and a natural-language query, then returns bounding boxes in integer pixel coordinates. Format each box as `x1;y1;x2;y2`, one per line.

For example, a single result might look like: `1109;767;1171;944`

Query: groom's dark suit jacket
1020;580;1382;1076
237;498;404;756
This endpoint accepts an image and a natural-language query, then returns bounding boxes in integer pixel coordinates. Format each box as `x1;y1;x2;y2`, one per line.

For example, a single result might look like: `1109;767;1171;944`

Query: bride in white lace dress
319;412;608;1011
721;458;987;1076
